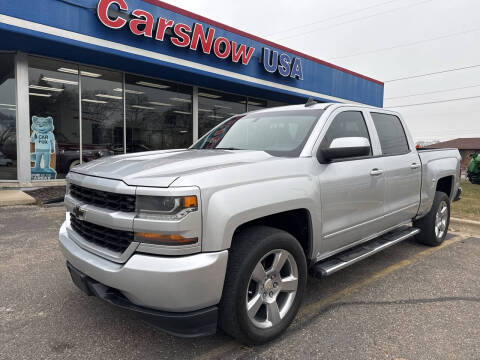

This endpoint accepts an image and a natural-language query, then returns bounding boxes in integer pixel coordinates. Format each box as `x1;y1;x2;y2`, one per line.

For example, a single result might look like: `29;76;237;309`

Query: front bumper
59;220;228;312
66;262;218;337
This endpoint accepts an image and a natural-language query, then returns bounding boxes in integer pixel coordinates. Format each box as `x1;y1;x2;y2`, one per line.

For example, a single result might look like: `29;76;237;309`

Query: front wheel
413;191;450;246
218;226;307;344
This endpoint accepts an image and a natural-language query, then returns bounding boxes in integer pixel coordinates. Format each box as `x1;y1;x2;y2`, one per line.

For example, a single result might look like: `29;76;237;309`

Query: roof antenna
305;97;318;107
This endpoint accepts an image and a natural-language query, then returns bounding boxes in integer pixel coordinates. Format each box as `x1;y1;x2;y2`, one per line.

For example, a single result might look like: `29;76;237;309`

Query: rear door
318;108;386;254
369;112;421;228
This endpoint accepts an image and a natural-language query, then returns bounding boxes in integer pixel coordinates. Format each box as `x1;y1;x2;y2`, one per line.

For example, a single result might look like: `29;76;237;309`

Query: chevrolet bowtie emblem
72;205;86;220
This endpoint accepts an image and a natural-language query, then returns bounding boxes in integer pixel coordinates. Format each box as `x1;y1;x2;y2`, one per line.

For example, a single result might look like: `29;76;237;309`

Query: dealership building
0;0;384;184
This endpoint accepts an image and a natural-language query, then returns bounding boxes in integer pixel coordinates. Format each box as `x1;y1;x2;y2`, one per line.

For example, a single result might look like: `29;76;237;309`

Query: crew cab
59;102;461;344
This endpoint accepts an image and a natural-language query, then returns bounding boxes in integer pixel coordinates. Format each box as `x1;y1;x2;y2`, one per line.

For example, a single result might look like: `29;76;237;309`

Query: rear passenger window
321;111;371;155
371;113;410;155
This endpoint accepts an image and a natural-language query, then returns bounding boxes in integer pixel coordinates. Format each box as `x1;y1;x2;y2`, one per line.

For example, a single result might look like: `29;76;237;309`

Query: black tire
218;225;307;345
413;191;450;246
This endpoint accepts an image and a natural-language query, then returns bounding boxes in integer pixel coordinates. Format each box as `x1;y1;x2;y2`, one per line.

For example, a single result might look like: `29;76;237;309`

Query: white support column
78;69;83;163
123;72;126;154
192;86;199;143
15;52;30;184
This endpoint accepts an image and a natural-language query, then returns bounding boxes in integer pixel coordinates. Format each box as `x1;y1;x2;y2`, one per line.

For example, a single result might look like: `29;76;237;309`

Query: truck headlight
135;195;198;220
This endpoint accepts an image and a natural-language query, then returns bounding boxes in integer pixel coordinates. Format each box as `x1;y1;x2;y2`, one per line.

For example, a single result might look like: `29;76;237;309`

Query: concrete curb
0;190;36;206
450;217;480;236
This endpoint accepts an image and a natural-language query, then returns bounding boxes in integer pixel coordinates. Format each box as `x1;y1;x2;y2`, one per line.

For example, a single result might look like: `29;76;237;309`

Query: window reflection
198;89;246;137
247;98;288;112
0;54;16;180
81;66;122;158
193;110;323;157
29;57;79;179
247;98;267;112
125;74;192;152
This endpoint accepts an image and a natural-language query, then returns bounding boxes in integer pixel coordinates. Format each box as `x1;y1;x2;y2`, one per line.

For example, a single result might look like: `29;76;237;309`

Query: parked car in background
0;151;13;166
55;132;114;174
59;102;461;344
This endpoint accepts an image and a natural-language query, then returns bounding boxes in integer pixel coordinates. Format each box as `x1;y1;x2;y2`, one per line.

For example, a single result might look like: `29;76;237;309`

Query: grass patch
451;181;480;221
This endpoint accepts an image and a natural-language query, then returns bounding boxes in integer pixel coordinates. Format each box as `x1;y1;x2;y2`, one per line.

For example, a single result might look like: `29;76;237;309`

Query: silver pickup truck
59;102;461;344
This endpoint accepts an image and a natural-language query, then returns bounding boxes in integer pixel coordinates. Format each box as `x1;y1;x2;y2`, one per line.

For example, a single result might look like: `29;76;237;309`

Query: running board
311;227;420;277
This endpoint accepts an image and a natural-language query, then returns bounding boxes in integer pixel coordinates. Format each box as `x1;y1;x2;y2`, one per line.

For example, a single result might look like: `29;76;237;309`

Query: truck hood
71;149;275;187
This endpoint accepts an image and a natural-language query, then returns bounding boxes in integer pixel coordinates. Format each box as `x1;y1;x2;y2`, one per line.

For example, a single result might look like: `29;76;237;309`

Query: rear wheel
218;226;307;344
413;191;450;246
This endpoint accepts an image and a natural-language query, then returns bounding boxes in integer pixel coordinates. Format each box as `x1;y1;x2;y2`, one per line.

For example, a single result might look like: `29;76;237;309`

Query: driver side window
321;111;372;155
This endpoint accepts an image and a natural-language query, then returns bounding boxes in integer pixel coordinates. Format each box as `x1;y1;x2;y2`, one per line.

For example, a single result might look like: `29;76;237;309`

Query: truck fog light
135;232;198;246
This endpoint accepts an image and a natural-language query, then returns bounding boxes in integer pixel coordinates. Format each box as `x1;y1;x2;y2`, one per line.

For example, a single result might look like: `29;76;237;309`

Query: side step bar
311;227;420;277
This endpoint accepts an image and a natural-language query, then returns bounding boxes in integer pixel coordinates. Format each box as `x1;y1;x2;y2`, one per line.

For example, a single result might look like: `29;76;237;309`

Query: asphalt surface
1;205;479;360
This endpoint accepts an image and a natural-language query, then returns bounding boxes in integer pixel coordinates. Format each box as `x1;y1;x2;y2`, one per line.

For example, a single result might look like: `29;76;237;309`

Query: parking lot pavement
1;206;479;360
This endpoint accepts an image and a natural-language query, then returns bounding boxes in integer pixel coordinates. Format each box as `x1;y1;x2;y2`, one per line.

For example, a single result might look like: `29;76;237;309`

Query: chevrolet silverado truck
59;102;462;344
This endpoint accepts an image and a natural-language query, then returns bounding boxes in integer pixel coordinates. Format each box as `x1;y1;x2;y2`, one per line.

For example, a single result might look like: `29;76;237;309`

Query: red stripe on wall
141;0;384;86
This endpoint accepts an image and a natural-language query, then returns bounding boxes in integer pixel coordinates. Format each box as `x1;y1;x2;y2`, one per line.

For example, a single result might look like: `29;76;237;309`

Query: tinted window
198;89;246;137
80;66;123;156
371;113;409;155
125;74;193;153
246;98;289;112
321;111;371;155
0;54;16;180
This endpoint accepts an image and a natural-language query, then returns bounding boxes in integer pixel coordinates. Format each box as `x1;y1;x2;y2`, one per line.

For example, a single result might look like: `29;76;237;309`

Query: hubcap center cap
264;278;274;291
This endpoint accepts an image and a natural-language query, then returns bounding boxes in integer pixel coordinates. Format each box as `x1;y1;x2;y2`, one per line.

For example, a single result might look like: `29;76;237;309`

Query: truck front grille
70;214;134;253
70;184;136;212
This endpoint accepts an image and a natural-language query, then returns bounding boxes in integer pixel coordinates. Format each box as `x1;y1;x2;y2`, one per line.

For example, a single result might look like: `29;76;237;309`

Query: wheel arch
201;179;319;258
233;209;314;261
436;175;454;199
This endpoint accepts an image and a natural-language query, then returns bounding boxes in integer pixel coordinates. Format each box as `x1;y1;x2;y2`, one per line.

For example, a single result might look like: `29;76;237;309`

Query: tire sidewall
428;192;451;245
233;232;307;343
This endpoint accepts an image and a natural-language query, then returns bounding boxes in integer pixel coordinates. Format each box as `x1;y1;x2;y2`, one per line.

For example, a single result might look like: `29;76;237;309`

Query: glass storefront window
198;89;246;137
247;98;267;112
29;56;79;180
81;66;123;157
0;54;16;180
20;54;292;182
247;98;289;112
125;74;192;152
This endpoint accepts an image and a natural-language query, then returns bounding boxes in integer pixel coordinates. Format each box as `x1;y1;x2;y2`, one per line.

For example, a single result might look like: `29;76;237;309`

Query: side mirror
318;137;371;163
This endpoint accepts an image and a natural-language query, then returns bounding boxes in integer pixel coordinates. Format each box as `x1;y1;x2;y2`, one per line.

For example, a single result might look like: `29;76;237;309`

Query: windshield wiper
213;147;246;150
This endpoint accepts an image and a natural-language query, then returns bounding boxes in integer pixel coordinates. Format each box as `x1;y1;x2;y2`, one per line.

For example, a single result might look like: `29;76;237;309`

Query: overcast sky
162;0;480;142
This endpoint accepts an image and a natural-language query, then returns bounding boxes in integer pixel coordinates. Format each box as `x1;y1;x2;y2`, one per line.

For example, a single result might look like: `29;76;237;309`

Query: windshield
191;109;324;157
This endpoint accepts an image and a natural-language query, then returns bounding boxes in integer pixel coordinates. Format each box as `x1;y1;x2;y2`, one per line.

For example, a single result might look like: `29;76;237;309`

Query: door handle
411;163;420;169
370;168;384;176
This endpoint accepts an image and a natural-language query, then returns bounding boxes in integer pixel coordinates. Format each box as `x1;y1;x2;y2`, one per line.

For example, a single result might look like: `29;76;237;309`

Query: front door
318;110;386;254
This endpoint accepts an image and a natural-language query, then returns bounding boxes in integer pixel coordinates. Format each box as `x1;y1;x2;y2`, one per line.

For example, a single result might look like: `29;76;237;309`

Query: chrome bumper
59;221;228;312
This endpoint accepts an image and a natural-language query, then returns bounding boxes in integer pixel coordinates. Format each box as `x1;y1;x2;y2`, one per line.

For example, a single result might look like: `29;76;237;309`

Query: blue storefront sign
0;0;384;183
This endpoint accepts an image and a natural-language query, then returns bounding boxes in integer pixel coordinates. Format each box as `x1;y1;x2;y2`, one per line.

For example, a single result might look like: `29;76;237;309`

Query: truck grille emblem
72;205;86;221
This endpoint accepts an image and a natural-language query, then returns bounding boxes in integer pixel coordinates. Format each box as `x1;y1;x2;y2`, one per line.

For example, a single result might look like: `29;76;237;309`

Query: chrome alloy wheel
435;200;448;239
246;249;299;329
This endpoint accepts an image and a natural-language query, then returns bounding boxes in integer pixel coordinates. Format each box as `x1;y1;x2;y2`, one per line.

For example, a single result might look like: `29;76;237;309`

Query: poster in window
30;116;57;180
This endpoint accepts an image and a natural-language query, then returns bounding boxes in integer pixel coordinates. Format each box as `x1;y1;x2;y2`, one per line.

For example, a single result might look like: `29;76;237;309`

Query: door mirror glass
319;137;371;162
